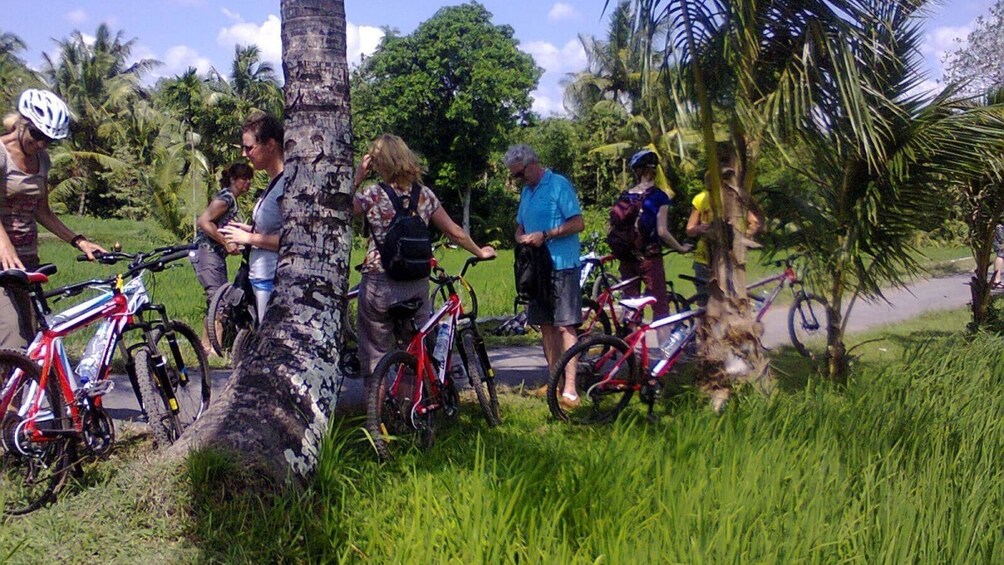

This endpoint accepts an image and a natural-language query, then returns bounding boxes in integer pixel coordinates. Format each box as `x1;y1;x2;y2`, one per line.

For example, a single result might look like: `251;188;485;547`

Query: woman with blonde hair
352;134;495;387
0;89;106;348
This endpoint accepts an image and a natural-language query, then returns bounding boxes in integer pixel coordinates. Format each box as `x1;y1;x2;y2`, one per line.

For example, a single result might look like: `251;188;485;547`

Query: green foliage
0;30;43;108
351;2;540;222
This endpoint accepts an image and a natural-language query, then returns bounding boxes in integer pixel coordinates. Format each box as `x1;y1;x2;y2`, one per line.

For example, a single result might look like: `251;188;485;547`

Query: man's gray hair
503;144;539;167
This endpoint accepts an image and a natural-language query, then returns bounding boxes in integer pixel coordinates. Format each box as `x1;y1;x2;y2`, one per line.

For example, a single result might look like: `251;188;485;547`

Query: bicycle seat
620;296;656;311
388;298;423;321
0;264;57;288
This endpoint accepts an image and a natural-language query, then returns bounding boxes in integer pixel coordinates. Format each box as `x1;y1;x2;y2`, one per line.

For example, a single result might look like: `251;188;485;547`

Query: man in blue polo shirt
505;144;585;409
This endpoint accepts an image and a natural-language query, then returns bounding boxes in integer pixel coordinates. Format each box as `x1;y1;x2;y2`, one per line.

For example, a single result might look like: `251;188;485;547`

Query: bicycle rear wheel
578;298;613;340
366;350;418;461
460;330;500;426
206;283;239;357
231;328;255;367
132;346;180;447
548;335;635;424
789;293;829;359
0;349;70;515
153;321;211;433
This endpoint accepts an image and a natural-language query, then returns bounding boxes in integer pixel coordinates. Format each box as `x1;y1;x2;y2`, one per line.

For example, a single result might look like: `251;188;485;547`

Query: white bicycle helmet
18;89;70;140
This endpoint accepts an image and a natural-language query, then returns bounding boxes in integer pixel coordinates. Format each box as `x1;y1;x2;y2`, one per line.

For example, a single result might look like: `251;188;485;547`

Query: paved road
101;271;974;421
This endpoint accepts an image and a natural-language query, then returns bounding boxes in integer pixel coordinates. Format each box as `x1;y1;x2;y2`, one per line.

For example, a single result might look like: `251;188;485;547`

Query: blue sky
4;1;994;116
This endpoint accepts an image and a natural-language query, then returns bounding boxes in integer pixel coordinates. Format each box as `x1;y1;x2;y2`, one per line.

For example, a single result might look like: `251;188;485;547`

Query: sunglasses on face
510;165;527;181
26;126;53;144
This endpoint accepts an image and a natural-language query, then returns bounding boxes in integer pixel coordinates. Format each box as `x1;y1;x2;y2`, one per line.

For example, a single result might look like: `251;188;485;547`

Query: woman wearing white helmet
0;89;107;348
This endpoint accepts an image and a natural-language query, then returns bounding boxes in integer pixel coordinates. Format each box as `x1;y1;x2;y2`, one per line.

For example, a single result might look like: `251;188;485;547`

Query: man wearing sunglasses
505;144;585;409
0;89;107;348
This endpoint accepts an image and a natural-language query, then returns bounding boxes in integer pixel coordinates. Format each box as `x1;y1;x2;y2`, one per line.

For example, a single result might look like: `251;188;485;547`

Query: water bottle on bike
76;319;115;386
432;321;451;382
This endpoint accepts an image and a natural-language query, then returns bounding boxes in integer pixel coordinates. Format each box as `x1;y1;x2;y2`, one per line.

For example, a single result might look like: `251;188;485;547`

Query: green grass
192;331;1000;562
4;315;1000;562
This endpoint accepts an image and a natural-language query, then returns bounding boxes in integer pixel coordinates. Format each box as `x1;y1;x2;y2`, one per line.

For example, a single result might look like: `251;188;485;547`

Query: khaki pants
357;271;431;380
0;286;34;350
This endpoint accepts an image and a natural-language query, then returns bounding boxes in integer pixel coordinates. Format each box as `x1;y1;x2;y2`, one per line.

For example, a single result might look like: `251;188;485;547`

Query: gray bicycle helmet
18;89;70;140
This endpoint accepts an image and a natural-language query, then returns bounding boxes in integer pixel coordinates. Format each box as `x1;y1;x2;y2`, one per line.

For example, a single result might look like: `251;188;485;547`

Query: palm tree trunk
170;0;353;482
679;2;766;401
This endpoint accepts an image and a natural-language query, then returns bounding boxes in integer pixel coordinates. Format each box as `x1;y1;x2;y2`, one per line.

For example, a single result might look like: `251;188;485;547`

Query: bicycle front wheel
153;321;211;432
789;293;829;359
548;335;635;424
0;349;70;515
366;350;418;461
133;346;180;447
460;330;500;426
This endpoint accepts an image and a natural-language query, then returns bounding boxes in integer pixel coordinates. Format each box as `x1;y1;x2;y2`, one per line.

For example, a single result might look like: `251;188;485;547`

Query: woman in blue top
615;150;691;334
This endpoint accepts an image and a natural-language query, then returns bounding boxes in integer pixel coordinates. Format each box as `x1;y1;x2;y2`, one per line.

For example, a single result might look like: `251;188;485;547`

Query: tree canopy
351;2;540;209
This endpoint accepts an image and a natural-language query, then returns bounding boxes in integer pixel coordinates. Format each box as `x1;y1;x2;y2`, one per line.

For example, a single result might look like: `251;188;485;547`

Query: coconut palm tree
228;44;283;118
0;31;41;107
170;0;355;481
760;3;1004;379
42;24;161;215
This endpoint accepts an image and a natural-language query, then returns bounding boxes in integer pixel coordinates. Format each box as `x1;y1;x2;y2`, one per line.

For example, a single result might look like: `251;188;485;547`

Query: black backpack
606;189;648;260
376;182;433;281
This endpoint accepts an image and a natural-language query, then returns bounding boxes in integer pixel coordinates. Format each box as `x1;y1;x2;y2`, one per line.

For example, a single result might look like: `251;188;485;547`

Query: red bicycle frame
10;276;134;443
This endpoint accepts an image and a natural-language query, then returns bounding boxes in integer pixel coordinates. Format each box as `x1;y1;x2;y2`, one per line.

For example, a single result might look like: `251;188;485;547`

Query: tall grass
182;333;1002;563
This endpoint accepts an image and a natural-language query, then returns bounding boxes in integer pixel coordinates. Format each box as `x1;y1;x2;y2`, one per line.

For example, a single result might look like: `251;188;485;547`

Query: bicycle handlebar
53;244;195;300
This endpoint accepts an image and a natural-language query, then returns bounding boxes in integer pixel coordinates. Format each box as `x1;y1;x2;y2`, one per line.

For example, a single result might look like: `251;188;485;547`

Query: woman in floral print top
351;134;495;387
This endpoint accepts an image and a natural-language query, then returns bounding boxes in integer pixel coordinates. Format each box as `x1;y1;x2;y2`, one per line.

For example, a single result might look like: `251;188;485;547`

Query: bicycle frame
746;264;799;322
389;278;465;426
5;245;194;446
583;306;705;398
6;275;154;443
591;275;642;329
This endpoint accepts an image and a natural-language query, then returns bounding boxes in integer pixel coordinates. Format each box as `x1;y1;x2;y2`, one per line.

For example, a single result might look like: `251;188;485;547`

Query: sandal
559;392;580;408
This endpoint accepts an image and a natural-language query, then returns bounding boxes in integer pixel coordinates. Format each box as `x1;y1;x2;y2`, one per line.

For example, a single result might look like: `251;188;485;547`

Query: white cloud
65;9;87;25
531;90;565;117
162;45;214;75
523;39;587;76
218;15;382;70
221;7;242;22
548;2;578;22
347;23;384;66
217;14;283;70
921;24;972;79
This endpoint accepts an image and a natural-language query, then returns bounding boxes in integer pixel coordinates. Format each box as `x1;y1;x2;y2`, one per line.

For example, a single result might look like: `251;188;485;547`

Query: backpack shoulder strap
408;183;422;214
379;182;406;214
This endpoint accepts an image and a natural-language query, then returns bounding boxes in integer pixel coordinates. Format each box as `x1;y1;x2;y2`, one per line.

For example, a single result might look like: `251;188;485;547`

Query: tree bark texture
170;0;353;482
698;166;769;395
